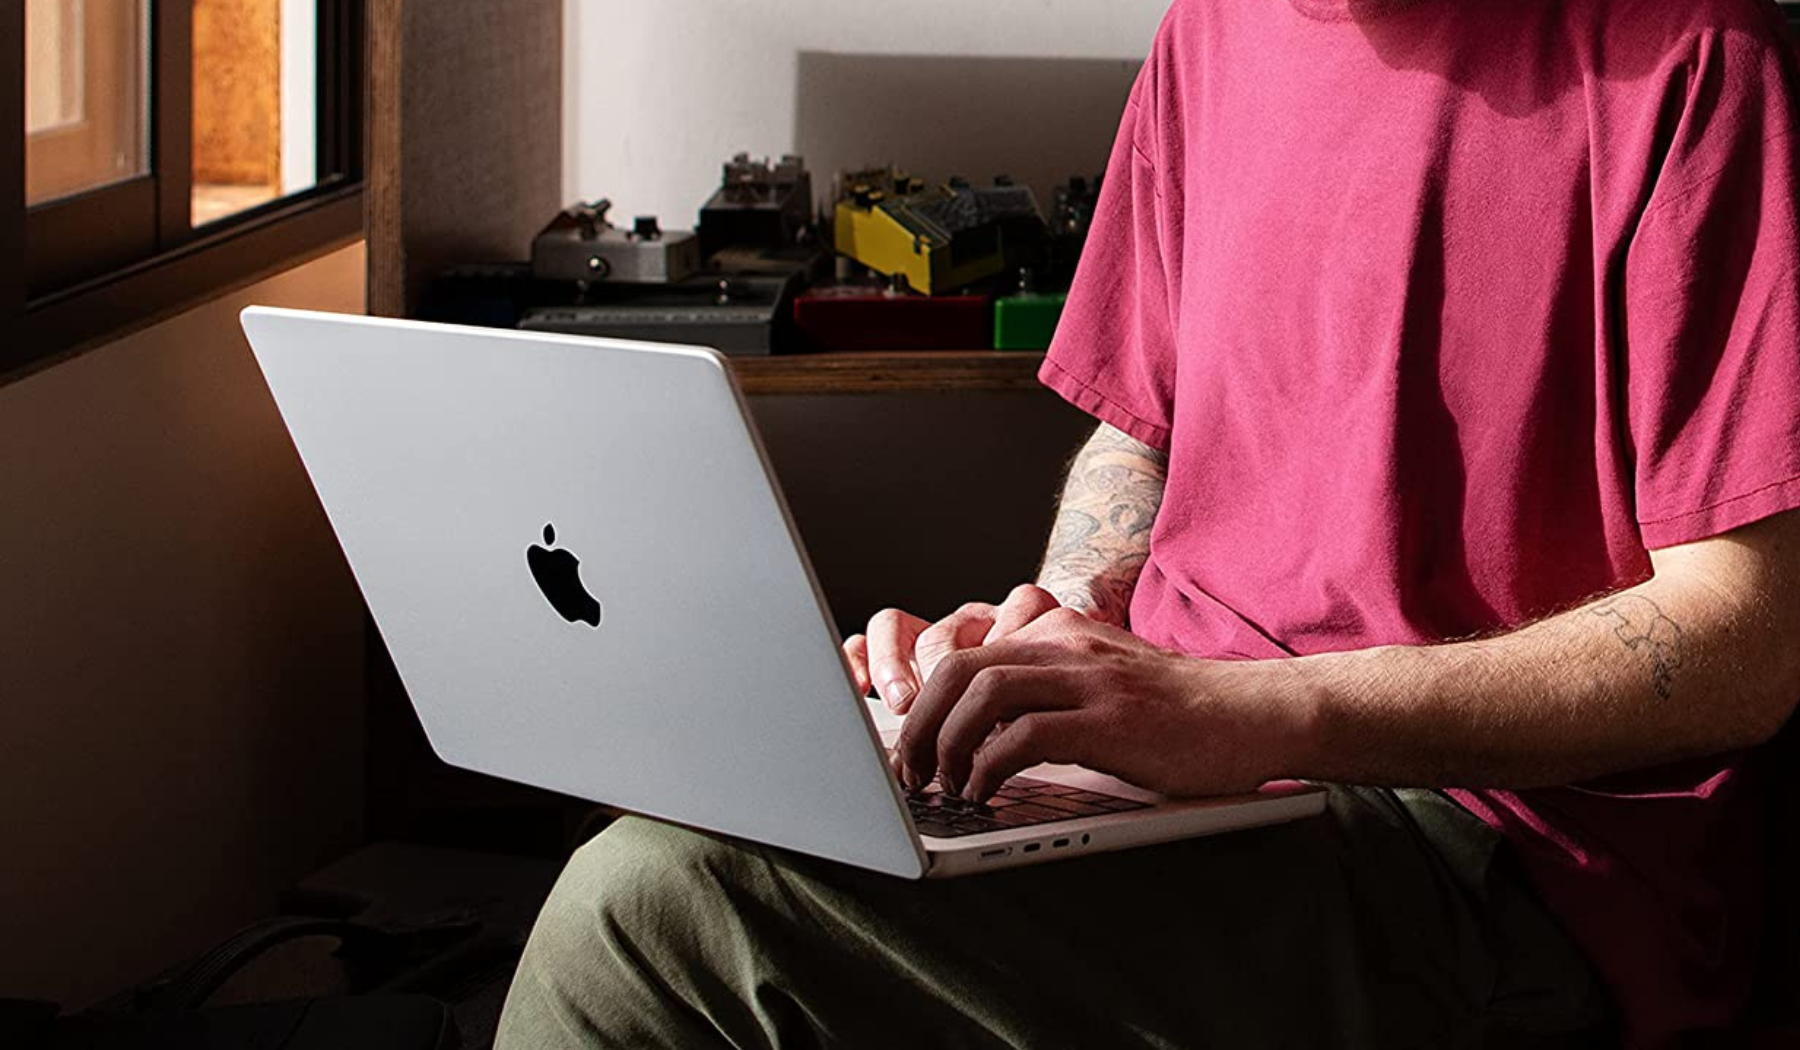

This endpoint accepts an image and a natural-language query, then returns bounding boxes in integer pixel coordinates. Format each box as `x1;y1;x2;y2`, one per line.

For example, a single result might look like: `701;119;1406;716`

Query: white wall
565;0;1171;227
0;244;368;1009
280;0;318;195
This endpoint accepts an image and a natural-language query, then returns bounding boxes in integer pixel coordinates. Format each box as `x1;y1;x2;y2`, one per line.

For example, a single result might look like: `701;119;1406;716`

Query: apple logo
527;523;603;628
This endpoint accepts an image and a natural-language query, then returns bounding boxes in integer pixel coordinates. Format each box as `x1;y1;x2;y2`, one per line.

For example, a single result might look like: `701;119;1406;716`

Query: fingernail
885;680;914;710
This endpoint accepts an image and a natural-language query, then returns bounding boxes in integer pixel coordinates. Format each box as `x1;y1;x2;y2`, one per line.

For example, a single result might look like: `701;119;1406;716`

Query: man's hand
843;584;1067;713
892;608;1314;802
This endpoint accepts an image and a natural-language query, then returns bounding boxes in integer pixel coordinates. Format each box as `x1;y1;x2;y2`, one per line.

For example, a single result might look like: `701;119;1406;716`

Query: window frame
3;0;364;380
24;0;150;208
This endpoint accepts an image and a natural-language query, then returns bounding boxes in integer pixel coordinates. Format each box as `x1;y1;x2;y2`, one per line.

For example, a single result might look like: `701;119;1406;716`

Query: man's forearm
1036;424;1169;627
1257;529;1800;788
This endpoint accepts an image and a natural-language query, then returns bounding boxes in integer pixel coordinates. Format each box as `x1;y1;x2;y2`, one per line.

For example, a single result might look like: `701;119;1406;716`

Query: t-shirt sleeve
1039;60;1182;452
1625;31;1800;549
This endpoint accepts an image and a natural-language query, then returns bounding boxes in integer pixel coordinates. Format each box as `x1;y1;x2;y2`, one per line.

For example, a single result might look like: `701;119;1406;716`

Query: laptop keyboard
905;775;1150;839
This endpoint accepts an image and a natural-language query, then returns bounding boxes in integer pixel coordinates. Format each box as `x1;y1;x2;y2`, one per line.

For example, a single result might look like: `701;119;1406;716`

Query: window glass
25;0;151;206
191;0;318;226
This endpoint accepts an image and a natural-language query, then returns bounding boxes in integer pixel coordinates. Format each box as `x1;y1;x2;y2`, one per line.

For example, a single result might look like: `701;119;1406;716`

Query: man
497;0;1800;1045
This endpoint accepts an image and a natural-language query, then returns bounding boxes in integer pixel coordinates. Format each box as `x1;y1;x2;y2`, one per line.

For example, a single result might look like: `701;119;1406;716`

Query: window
26;0;151;207
4;0;364;376
191;0;320;226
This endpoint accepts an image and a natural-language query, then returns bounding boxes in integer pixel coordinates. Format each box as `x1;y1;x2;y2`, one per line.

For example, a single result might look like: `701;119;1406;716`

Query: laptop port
1082;834;1091;846
979;848;1011;861
1023;843;1041;854
1053;838;1071;849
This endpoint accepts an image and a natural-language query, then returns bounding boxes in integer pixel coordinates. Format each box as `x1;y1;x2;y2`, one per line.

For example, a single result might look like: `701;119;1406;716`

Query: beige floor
192;182;283;227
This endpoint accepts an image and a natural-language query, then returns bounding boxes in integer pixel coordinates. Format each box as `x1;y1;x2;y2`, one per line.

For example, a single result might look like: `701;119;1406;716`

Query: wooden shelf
732;350;1047;396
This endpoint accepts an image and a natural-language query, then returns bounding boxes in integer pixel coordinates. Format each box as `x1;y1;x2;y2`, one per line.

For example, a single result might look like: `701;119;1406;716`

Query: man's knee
501;817;761;1048
525;817;752;978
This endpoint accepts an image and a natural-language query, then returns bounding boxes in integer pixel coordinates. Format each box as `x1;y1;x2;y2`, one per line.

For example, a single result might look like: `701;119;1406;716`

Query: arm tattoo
1590;594;1685;700
1044;509;1102;562
1036;425;1169;628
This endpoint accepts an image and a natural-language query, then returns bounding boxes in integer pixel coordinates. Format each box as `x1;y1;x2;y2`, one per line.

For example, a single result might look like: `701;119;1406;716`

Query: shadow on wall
794;52;1141;206
752;392;1096;633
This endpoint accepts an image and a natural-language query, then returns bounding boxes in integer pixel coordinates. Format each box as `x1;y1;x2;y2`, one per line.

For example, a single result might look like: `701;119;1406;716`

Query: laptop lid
242;307;926;879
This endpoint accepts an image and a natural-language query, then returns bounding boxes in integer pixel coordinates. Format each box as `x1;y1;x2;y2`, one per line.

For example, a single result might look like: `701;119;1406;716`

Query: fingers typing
913;602;998;685
984;584;1062;644
842;634;872;696
935;665;1077;796
897;640;1052;791
866;607;929;711
965;711;1088;802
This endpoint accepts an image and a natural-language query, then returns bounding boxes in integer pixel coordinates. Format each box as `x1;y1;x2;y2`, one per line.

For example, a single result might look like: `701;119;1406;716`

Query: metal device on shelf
699;153;821;266
531;200;702;287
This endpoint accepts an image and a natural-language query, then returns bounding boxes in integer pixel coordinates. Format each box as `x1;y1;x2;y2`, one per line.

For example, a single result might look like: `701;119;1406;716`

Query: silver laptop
241;307;1326;879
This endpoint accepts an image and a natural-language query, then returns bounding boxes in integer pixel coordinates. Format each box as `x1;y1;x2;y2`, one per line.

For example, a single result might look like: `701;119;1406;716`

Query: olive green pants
495;787;1616;1049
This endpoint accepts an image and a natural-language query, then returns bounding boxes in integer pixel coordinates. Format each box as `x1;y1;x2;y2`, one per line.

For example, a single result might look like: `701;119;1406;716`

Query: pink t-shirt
1041;0;1800;1045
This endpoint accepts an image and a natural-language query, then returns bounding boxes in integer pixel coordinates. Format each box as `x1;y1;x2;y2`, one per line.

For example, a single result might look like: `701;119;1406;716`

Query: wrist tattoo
1590;594;1685;700
1044;509;1101;563
1037;426;1168;630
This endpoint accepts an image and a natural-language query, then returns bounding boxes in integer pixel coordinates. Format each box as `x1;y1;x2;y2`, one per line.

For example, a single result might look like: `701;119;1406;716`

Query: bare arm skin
1035;424;1169;627
898;510;1800;800
1266;511;1800;788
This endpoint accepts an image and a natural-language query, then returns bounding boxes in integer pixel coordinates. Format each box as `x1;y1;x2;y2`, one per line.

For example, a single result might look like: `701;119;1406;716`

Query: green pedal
993;293;1067;351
